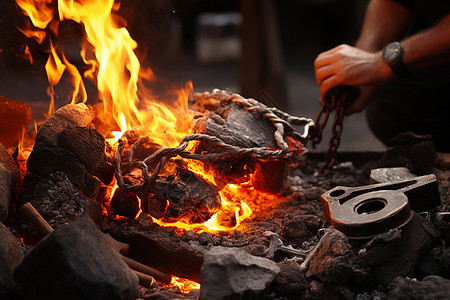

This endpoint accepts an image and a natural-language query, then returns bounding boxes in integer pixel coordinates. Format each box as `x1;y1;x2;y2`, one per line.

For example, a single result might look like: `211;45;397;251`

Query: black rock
26;104;102;198
200;246;280;300
357;229;401;268
372;214;438;286
0;222;24;297
110;189;140;219
272;260;308;298
388;275;450;300
58;126;114;185
0;143;20;223
14;217;138;300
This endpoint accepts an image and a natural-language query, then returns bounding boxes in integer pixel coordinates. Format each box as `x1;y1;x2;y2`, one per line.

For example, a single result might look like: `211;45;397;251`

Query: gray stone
0;143;20;223
199;246;280;300
0;222;24;297
388;276;450;300
14;217;138;300
369;167;416;184
308;229;357;283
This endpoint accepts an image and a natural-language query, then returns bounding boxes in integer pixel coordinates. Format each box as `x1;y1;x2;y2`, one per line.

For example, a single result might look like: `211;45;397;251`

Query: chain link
312;86;359;175
115;90;316;192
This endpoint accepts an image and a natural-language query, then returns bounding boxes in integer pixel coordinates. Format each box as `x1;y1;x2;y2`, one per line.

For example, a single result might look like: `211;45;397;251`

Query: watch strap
388;60;411;78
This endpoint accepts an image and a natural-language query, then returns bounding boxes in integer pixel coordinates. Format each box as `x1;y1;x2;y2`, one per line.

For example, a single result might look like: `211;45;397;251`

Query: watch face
383;42;402;62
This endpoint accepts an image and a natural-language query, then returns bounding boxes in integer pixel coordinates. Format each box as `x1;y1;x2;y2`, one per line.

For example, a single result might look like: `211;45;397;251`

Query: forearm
356;0;413;51
402;14;450;71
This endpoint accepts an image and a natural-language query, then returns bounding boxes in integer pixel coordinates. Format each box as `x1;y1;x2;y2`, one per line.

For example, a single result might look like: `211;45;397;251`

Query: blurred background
0;0;385;151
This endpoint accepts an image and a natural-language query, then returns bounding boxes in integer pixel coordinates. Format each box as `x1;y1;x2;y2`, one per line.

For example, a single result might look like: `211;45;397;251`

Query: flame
16;0;281;234
169;276;200;294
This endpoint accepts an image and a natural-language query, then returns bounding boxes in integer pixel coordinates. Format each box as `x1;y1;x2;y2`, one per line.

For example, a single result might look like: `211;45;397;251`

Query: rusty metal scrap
320;174;441;239
312;86;359;174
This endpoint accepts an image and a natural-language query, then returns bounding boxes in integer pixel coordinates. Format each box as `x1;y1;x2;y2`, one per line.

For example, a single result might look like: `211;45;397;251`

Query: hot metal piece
321;174;441;239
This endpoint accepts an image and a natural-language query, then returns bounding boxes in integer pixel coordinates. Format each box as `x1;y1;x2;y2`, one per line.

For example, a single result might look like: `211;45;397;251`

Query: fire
170;276;200;294
15;0;281;235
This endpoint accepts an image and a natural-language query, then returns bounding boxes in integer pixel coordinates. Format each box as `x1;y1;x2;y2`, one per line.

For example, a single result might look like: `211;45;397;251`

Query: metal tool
321;174;441;239
312;85;359;174
263;231;309;259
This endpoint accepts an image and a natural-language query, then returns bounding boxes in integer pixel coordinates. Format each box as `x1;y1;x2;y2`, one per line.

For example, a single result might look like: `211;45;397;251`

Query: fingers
319;75;341;99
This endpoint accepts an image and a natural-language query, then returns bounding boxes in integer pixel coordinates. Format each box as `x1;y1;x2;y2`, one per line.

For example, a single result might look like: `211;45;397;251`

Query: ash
31;172;96;229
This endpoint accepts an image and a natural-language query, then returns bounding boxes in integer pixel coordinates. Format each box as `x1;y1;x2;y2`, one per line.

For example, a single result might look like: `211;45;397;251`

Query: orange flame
170;276;200;294
16;0;272;233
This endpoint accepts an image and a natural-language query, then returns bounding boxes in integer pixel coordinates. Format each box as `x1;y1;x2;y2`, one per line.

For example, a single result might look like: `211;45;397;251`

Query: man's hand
314;44;394;100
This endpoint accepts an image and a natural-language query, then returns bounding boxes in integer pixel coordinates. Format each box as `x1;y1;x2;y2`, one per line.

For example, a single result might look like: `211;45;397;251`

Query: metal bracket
321;174;441;239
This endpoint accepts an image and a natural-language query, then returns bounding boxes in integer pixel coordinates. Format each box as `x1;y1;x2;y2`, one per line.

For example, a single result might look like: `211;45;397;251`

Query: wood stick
18;202;54;236
122;255;172;285
133;270;155;288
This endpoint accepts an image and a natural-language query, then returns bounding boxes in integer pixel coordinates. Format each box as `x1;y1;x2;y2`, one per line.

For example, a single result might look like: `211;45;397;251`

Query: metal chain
312;86;359;175
115;91;315;192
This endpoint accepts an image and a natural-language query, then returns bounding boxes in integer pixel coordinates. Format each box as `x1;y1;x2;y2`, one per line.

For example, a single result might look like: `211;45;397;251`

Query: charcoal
33;103;96;147
193;104;288;193
0;95;32;147
281;215;321;248
272;260;308;298
387;275;450;300
198;231;214;246
58;126;114;185
138;167;221;223
435;247;450;276
250;160;288;194
109;223;206;282
0;222;24;296
199;246;280;300
372;213;439;287
111;189;140;219
26;144;101;198
0;143;20;223
14;217;139;300
26;103;102;198
31;172;102;229
357;229;402;268
308;229;357;283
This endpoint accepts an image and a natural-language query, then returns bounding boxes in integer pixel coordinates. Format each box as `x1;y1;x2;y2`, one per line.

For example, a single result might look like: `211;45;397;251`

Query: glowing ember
169;276;200;294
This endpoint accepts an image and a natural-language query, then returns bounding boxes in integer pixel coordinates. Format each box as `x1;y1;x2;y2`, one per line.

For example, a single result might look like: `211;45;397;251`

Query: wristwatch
382;41;410;78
